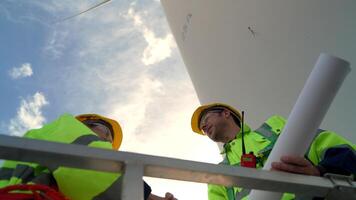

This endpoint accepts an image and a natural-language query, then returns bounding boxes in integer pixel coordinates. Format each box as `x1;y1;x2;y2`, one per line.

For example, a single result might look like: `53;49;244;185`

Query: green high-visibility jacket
0;114;121;200
208;115;356;200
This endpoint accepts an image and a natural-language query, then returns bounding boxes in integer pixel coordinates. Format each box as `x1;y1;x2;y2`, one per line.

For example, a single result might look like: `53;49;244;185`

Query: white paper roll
249;54;351;200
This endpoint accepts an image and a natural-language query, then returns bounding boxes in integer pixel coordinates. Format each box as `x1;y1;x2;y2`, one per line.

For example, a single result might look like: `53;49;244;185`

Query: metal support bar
121;162;144;200
0;135;355;198
324;173;356;200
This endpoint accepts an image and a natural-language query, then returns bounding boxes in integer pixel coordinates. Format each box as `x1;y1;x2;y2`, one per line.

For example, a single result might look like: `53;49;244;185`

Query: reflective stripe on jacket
208;115;356;200
0;114;121;200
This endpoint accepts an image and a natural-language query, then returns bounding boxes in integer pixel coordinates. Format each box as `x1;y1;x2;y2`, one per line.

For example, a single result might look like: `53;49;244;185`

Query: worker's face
84;122;113;143
199;109;229;142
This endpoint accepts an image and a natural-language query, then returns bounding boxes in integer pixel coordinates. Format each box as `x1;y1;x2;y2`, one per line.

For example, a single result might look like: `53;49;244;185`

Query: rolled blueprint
249;54;351;200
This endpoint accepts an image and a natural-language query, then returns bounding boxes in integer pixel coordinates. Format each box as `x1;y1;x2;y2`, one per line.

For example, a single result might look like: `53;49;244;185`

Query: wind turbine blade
58;0;112;22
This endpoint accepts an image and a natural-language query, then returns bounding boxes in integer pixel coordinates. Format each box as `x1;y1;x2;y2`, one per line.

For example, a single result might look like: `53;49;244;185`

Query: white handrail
0;135;354;200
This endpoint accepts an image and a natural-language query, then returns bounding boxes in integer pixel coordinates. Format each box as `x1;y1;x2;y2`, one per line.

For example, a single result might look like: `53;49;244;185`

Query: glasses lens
85;122;112;140
199;109;223;129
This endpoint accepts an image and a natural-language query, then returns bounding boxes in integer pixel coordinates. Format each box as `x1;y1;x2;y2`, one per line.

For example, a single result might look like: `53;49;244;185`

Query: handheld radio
240;111;257;168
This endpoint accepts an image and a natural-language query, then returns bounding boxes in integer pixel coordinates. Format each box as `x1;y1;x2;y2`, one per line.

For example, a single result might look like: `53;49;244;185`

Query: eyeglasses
199;109;223;131
84;121;113;142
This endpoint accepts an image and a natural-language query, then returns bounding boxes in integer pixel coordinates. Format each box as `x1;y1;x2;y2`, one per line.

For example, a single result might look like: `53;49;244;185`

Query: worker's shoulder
264;115;286;127
314;129;355;147
24;113;78;139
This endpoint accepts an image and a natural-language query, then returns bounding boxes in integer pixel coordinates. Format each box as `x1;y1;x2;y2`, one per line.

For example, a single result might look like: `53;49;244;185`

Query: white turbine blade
58;0;112;22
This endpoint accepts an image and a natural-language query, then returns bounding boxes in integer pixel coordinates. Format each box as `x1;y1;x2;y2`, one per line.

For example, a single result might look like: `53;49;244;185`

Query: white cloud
9;63;33;79
9;92;49;136
0;3;50;26
127;7;176;66
107;76;220;200
44;29;69;59
37;1;94;59
108;74;163;137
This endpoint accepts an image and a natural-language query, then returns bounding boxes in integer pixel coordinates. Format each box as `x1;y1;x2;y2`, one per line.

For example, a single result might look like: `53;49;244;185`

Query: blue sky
0;1;223;199
0;2;47;124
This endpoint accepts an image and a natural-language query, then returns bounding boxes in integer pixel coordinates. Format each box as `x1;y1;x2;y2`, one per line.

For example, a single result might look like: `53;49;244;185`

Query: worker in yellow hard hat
0;113;176;200
76;114;176;200
191;103;242;141
191;103;355;200
76;113;123;150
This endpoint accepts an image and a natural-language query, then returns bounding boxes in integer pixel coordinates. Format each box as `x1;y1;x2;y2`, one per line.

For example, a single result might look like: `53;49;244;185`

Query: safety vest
208;115;356;200
0;114;121;200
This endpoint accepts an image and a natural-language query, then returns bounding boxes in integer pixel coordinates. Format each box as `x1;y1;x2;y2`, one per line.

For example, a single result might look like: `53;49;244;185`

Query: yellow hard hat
191;103;242;135
76;114;123;150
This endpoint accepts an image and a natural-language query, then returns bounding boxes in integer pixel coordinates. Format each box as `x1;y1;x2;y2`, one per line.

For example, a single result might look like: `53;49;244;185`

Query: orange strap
0;184;69;200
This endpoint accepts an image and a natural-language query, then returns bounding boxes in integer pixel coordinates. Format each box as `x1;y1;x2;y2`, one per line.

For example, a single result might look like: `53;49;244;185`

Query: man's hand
148;192;177;200
271;155;320;176
164;193;177;200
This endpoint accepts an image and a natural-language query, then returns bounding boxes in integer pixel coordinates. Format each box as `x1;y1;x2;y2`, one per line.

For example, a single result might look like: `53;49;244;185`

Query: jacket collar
221;123;251;154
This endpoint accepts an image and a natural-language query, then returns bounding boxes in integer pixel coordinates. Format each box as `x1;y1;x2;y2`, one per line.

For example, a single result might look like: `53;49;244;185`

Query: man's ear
222;109;231;118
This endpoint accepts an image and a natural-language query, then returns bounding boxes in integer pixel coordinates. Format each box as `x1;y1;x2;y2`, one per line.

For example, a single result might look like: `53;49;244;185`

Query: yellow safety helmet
76;114;123;150
191;103;242;135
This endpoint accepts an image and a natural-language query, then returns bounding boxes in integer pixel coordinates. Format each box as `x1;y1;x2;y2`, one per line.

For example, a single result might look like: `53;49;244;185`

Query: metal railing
0;135;355;200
